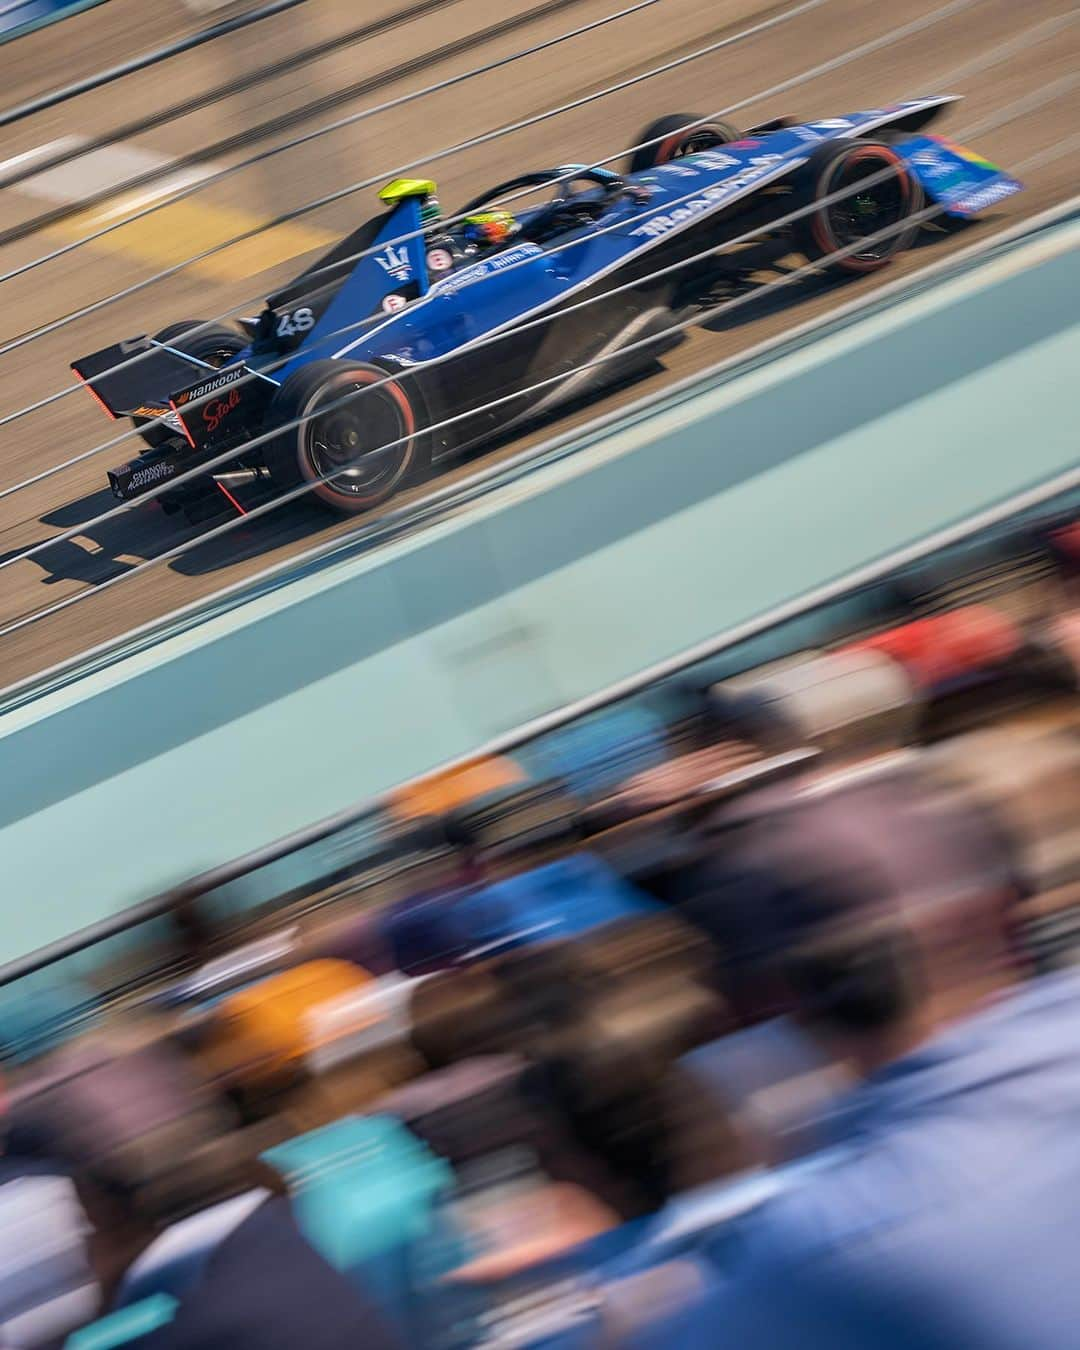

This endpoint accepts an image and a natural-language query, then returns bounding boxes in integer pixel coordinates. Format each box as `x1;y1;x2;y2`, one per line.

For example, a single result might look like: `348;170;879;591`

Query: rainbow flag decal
893;133;1024;218
934;137;1002;171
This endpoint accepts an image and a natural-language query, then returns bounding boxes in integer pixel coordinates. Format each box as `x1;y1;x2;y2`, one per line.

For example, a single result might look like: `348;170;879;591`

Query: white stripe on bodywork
332;97;959;360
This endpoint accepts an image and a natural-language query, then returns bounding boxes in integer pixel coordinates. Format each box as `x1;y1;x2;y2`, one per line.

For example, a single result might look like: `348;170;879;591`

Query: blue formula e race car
72;94;1021;522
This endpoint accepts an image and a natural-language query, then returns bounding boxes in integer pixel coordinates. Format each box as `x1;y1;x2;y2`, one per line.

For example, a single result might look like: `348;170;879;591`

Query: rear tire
629;113;741;173
265;359;423;515
792;139;921;275
153;319;247;366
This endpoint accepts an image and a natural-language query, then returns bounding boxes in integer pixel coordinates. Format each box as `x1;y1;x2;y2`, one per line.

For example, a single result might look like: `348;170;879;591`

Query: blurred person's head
556;912;719;996
927;724;1080;899
6;1037;235;1174
71;1126;285;1304
6;1035;258;1301
695;764;1025;1076
409;966;525;1070
485;914;721;1038
409;925;742;1215
529;980;748;1210
377;1055;625;1282
378;1039;746;1284
1045;514;1080;597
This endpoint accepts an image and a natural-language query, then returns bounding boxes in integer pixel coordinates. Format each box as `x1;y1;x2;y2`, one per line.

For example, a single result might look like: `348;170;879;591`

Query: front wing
896;134;1023;216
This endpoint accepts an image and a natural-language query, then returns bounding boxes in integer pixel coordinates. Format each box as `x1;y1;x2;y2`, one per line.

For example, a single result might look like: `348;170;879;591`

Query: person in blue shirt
623;763;1080;1350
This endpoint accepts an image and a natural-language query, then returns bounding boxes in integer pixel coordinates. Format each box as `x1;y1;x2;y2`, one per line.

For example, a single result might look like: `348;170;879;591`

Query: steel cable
0;0;310;128
0;0;987;462
0;0;466;190
0;0;915;363
1;0;1060;514
0;0;1060;530
0;0;663;269
0;83;1071;639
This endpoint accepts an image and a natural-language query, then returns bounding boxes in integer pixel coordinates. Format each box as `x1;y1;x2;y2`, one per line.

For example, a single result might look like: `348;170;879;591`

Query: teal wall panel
0;221;1075;963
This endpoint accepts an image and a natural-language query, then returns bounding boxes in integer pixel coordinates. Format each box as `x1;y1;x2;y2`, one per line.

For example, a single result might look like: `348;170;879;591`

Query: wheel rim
821;150;910;263
304;376;411;498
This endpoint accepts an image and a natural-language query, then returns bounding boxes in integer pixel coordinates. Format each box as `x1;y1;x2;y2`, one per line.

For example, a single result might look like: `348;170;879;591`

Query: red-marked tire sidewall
808;145;913;274
628;115;740;174
656;131;689;164
298;367;417;513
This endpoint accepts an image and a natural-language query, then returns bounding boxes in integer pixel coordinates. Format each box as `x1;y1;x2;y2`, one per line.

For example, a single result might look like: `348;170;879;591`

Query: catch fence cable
0;0;1061;518
0;0;1065;522
0;0;310;128
0;84;1072;639
0;0;668;272
0;0;988;456
2;0;949;364
0;0;471;188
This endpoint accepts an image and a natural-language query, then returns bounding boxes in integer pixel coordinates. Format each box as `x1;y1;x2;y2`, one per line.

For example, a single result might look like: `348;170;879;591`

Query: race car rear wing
167;362;267;450
71;336;210;421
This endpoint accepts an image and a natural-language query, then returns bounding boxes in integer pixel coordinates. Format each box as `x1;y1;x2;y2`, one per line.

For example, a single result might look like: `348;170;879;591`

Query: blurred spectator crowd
1;500;1079;1349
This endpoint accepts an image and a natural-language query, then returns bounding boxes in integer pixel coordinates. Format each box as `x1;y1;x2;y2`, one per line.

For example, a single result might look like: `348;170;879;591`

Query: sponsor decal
660;163;701;178
276;306;314;338
630;155;785;238
129;461;176;489
426;247;454;273
793;127;824;142
431;242;543;295
809;117;853;130
631;207;704;239
174;364;246;406
375;243;412;282
687;150;739;169
381;293;407;313
132;403;185;433
713;151;783;178
909;147;958;182
901;135;1019;215
203;386;242;434
727;138;762;149
950;177;1017;213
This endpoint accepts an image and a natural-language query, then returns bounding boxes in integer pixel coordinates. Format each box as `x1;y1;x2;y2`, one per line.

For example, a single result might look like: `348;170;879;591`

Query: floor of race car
0;0;1076;688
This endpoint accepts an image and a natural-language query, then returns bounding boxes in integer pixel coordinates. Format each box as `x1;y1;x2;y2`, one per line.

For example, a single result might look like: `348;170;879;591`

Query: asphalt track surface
0;0;1076;690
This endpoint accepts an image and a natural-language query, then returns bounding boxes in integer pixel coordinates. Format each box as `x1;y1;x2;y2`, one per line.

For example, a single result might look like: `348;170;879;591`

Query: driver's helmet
462;210;520;250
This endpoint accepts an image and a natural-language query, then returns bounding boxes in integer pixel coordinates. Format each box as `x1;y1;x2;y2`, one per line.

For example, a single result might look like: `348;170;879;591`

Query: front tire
265;360;422;515
792;139;922;275
629;113;741;173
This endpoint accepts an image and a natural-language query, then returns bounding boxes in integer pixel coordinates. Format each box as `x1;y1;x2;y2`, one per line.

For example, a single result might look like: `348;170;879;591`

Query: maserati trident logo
375;244;412;282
